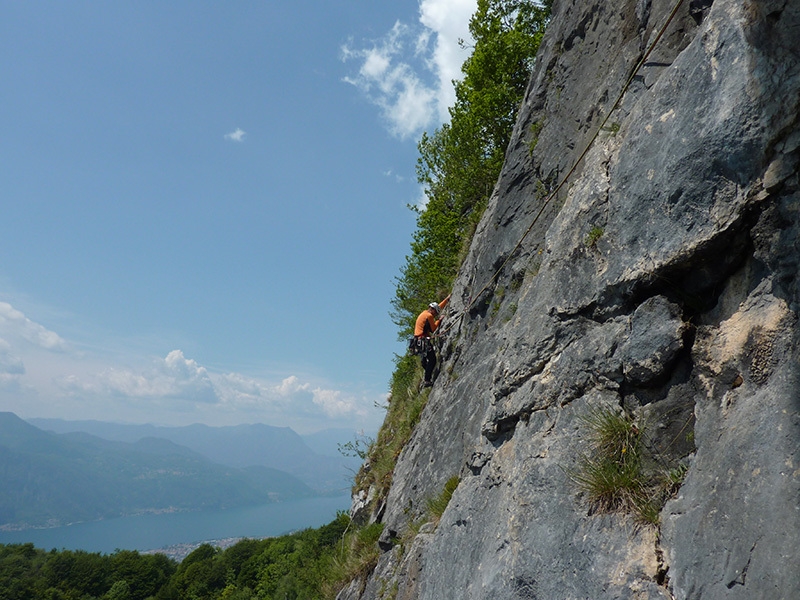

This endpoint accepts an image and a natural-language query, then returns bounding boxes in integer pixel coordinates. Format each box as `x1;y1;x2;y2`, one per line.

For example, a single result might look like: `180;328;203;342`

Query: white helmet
429;302;440;314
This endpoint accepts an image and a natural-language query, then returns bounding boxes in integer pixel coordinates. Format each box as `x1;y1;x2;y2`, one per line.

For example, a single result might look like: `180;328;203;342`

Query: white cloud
0;301;384;430
224;128;246;142
215;372;368;422
58;350;217;405
312;387;361;418
419;0;477;116
0;338;25;376
342;0;476;139
0;302;67;351
45;348;380;431
164;349;208;382
361;45;392;80
275;375;311;397
94;368;170;398
383;169;406;183
161;350;218;403
343;22;437;139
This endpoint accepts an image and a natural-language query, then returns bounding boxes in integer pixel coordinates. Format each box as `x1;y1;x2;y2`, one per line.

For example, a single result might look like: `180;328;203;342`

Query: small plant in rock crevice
426;476;461;525
585;225;604;247
528;120;544;156
569;406;646;513
566;405;687;526
490;286;506;319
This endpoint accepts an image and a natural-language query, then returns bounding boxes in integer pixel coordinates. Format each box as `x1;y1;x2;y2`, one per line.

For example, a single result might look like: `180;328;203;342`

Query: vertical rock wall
343;0;800;598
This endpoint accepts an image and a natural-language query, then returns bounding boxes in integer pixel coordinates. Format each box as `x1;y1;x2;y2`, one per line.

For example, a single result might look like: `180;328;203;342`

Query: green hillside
0;413;314;529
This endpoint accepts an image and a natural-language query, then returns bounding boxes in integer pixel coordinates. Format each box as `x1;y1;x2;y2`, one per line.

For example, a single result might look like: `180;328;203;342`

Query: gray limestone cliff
343;0;800;598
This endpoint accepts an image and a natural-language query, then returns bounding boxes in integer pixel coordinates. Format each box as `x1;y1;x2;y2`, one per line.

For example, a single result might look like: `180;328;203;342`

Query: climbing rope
435;0;687;339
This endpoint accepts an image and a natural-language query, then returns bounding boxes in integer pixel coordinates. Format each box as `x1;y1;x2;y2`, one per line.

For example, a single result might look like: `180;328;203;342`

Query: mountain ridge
27;417;364;493
0;412;316;530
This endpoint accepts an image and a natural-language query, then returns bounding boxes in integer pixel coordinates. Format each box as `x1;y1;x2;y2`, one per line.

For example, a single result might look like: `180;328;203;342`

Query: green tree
103;580;131;600
42;549;109;598
108;549;176;600
392;0;551;335
0;544;44;600
169;544;226;599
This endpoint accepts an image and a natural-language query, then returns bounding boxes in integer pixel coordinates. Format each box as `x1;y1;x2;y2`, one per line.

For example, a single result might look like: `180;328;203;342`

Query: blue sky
0;1;476;434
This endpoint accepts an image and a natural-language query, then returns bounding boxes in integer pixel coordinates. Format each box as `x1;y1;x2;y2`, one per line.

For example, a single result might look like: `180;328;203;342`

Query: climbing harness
407;335;432;356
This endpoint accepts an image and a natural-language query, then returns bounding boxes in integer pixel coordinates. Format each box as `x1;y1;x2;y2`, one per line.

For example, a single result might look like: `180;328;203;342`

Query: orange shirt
413;296;450;337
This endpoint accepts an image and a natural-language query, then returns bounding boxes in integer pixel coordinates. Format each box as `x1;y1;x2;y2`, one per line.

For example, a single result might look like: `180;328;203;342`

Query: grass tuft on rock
567;405;687;525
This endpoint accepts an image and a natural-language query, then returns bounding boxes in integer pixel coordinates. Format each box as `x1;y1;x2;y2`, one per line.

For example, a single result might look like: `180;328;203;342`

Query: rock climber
413;294;451;387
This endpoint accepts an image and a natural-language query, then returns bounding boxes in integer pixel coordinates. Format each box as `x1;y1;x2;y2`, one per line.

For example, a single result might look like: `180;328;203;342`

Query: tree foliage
392;0;551;336
0;515;351;599
0;543;176;600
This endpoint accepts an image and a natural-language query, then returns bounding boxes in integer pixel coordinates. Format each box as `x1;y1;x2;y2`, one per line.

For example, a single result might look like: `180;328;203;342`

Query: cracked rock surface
342;0;800;598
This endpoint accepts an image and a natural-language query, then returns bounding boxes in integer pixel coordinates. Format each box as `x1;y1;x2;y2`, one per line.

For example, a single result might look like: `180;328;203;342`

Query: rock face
342;0;800;598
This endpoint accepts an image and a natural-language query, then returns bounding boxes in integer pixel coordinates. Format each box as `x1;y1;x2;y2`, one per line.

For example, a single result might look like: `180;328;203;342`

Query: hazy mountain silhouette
28;417;363;493
0;412;314;530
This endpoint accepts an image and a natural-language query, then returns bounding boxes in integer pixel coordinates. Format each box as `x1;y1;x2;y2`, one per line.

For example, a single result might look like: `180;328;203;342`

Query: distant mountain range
0;412;364;530
27;417;363;492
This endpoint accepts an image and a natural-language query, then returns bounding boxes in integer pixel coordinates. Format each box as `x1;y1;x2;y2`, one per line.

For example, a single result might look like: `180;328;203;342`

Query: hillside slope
342;0;799;598
0;413;314;529
29;418;361;493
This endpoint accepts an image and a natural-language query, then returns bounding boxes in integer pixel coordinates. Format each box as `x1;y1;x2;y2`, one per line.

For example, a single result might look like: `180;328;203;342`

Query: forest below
0;514;357;599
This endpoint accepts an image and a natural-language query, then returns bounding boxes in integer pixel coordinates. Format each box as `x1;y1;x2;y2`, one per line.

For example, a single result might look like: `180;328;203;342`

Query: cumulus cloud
214;372;276;406
342;0;475;139
224;128;246;142
0;302;67;351
213;369;377;425
211;373;312;414
419;0;477;115
0;301;384;430
161;350;217;403
275;375;311;397
62;350;217;405
312;387;362;418
0;338;25;376
164;349;208;383
342;22;437;139
214;372;367;421
94;368;171;398
50;349;379;430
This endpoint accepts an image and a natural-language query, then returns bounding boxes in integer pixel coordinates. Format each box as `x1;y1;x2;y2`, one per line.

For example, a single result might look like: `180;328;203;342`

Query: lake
0;494;351;555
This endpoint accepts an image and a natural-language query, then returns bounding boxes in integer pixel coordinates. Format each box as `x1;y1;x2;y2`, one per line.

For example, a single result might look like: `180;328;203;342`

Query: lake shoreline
142;536;260;561
0;494;351;556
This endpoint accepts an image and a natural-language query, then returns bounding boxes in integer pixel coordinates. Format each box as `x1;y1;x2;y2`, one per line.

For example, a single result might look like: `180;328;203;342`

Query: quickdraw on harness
407;335;432;356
